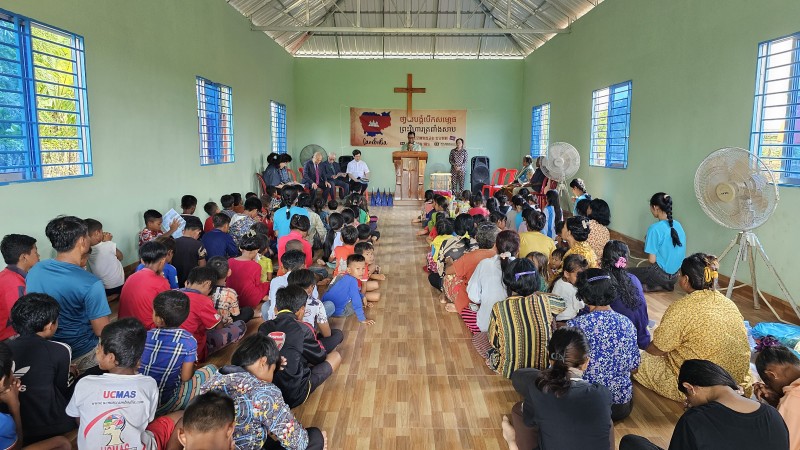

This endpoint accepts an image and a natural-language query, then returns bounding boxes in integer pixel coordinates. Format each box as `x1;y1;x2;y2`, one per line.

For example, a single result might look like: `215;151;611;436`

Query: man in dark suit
302;151;332;201
319;152;349;200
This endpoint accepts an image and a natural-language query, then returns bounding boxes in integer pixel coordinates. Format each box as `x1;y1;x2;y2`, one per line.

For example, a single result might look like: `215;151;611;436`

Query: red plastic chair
255;173;267;197
532;178;557;209
504;169;518;184
482;168;507;198
287;168;299;183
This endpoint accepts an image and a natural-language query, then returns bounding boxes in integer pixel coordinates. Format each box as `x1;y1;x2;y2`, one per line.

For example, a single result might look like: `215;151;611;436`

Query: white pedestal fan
694;147;799;322
540;142;581;212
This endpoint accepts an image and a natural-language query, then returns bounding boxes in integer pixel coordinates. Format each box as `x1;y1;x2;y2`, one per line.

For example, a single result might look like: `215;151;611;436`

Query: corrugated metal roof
226;0;602;59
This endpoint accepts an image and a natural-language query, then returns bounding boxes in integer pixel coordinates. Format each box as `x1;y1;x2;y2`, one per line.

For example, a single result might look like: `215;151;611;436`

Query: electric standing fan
299;144;327;165
540;142;581;211
694;147;799;321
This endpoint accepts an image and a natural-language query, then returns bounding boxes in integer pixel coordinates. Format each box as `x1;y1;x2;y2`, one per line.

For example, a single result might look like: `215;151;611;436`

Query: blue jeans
324;300;335;318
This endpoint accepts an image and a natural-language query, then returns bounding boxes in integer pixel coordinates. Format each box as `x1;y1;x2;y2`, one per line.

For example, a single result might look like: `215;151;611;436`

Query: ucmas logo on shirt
86;407;141;450
103;390;137;399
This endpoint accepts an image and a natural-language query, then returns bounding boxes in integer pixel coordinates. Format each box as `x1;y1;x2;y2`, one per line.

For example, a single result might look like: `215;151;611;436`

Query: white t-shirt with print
66;373;159;450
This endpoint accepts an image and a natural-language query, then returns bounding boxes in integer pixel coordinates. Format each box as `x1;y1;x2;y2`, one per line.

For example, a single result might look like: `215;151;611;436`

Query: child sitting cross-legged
226;235;271;310
66;318;183;450
354;241;382;306
258;286;342;408
6;293;76;446
207;256;256;324
201;334;327;450
179;267;245;362
139;290;219;415
264;250;307;320
173;216;207;288
322;254;375;326
287;269;343;352
84;218;124;297
277;215;314;272
551;253;589;322
177;391;236;450
201;214;239;260
141;236;179;289
119;240;171;330
0;234;39;341
139;209;180;247
331;225;358;276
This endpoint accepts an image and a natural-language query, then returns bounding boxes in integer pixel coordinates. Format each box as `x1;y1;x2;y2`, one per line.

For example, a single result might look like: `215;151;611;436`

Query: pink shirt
779;377;800;450
468;207;489;217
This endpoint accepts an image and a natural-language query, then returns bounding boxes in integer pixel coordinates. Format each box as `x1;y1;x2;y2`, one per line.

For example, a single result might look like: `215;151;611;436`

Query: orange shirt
452;248;496;312
332;245;355;276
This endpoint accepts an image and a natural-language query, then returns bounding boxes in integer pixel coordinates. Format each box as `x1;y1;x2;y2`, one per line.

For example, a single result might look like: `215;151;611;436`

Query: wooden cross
394;73;426;117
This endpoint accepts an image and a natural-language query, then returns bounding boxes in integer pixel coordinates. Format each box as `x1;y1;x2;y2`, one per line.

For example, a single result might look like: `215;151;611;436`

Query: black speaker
339;155;354;170
470;156;490;195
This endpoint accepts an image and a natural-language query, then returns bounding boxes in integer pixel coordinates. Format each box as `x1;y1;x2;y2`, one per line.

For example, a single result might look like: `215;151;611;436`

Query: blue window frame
751;32;800;186
270;100;286;154
530;102;550;157
590;80;632;169
0;10;91;184
196;77;234;165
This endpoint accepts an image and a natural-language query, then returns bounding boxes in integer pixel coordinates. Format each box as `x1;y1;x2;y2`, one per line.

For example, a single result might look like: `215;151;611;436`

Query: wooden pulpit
392;151;427;205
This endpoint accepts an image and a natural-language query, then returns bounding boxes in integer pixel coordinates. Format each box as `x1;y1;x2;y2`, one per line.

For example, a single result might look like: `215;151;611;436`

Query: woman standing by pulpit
449;138;467;193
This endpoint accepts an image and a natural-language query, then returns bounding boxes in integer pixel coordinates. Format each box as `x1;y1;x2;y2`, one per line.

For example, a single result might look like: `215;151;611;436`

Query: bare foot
365;302;375;308
501;416;518;450
322;430;328;450
444;303;457;313
439;294;446;304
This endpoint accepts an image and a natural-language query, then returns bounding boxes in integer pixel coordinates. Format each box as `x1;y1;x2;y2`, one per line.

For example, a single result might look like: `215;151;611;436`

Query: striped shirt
139;328;198;405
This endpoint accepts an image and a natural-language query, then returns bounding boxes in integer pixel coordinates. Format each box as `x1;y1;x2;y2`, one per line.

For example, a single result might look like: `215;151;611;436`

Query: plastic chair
482;168;507;198
287;168;298;183
532;177;557;209
255;172;267;197
504;169;518;184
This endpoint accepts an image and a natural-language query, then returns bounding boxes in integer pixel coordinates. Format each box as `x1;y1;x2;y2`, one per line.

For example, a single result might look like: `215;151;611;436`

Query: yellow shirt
519;231;556;259
564;241;598;268
653;289;752;393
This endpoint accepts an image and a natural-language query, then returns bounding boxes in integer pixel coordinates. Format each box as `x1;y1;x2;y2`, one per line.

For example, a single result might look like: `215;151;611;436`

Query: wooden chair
482;168;507;198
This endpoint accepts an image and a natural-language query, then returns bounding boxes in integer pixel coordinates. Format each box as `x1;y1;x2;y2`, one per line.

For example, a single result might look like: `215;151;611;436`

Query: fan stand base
556;181;574;214
719;231;800;323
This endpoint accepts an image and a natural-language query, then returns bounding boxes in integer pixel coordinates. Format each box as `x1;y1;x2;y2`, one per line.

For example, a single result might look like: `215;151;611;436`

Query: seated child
220;194;236;218
322;254;375;326
419;195;448;237
139;209;180;247
201;213;239;260
7;293;76;445
231;193;245;214
277;215;313;269
0;234;39;341
139;235;179;289
264;250;306;320
323;213;344;265
203;201;219;233
258;286;342;408
140;291;218;415
412;190;435;224
551;253;589;322
354;242;381;305
66;318;182;450
315;198;330;233
265;186;281;211
287;269;342;352
547;247;567;284
468;194;490;218
229;197;262;245
249;225;273;282
207;256;255;323
331;226;358;276
356;224;371;244
226;235;271;309
85;218;124;296
181;195;199;222
173;216;207;287
179;267;245;362
177;391;235;450
200;334;327;449
525;251;550;292
119;240;170;329
456;190;472;215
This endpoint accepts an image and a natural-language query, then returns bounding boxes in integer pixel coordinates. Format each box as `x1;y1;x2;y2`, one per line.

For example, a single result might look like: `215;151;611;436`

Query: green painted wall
522;0;800;299
293;59;524;193
0;0;294;265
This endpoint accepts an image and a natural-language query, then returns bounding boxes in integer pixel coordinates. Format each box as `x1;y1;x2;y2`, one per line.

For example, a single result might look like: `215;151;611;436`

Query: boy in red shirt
331;226;358;276
226;236;270;310
277;215;313;269
203;202;220;233
180;267;245;362
118;241;170;329
0;234;39;340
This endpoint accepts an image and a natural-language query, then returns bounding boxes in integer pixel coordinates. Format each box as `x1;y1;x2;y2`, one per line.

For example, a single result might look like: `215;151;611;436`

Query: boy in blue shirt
201;214;239;260
26;216;111;375
140;290;217;415
321;254;375;326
